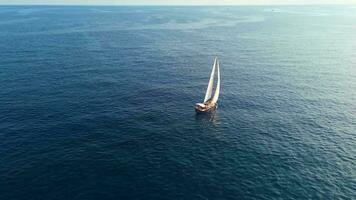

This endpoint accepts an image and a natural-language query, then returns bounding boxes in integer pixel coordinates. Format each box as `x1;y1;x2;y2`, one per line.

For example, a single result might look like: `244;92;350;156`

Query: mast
204;58;217;103
211;59;220;104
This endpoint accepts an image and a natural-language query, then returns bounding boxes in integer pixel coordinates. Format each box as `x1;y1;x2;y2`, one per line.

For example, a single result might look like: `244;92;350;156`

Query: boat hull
195;104;217;113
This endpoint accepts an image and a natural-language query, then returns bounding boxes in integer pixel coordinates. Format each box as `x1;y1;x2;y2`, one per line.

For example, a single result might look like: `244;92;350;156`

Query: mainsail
204;58;217;103
211;59;220;104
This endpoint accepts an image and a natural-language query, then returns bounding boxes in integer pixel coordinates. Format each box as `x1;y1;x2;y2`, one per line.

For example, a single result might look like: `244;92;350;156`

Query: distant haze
0;0;355;5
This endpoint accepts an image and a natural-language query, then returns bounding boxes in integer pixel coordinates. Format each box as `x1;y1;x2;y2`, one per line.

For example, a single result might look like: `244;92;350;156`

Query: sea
0;5;355;200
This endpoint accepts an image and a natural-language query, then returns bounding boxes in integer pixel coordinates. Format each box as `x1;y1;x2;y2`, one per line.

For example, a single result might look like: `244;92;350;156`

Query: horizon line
0;3;354;6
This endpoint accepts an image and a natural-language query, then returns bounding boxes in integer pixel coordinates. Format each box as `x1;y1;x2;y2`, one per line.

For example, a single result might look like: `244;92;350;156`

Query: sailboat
195;57;220;113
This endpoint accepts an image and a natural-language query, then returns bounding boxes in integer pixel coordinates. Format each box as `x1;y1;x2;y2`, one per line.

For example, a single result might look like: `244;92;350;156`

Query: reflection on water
195;110;219;126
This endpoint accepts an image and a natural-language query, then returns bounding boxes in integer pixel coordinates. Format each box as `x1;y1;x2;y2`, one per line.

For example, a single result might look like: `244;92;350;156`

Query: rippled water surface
0;6;355;200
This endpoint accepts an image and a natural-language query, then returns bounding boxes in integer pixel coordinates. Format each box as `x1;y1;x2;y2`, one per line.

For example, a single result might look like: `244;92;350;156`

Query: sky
0;0;355;5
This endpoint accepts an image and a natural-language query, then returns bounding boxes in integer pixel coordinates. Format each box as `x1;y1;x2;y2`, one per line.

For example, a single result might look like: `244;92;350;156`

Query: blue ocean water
0;5;355;200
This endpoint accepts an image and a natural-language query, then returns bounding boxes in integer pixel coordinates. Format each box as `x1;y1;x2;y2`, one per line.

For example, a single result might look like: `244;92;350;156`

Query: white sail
211;60;220;104
204;58;217;103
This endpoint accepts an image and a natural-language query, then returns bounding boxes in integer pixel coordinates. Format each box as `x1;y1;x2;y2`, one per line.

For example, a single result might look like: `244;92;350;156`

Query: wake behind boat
195;57;220;113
